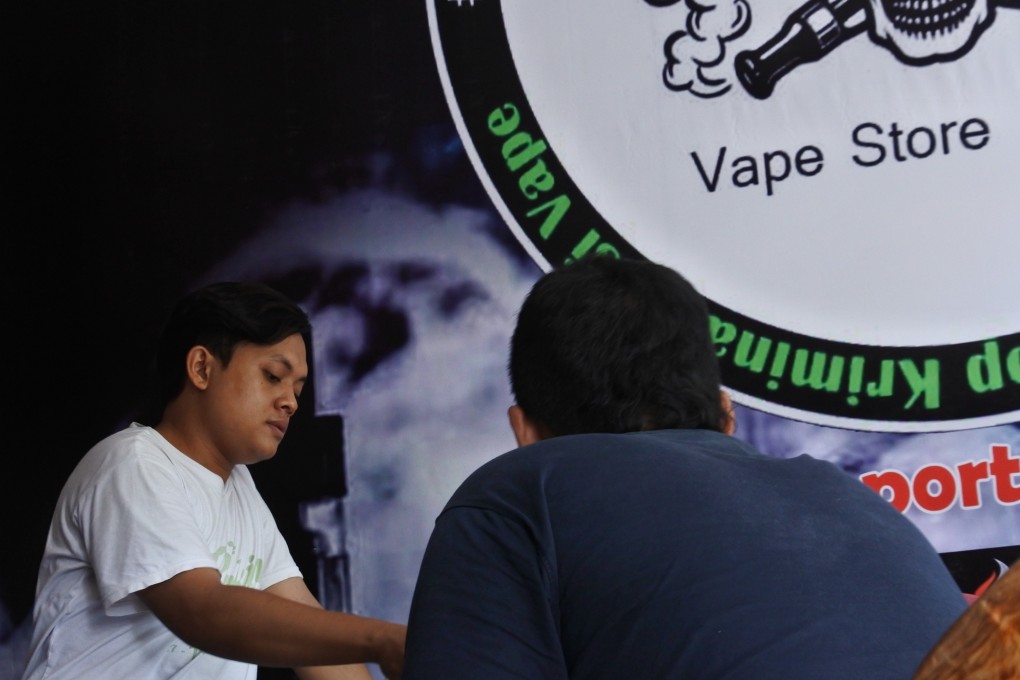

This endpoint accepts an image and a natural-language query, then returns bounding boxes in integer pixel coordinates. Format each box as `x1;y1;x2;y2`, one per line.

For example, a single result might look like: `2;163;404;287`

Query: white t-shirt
21;423;303;679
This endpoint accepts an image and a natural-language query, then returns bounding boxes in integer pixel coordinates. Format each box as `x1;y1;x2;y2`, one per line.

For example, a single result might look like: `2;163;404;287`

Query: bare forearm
295;663;375;680
182;585;398;667
140;571;404;673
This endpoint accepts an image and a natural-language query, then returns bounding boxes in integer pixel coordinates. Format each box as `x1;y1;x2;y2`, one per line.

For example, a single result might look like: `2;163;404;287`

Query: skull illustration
868;0;991;62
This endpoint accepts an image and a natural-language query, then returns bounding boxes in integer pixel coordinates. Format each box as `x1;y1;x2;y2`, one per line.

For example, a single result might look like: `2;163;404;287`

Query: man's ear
720;390;736;435
184;346;214;391
508;404;549;447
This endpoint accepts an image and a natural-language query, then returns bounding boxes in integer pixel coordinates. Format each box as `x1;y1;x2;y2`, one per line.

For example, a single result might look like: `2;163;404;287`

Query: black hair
508;255;725;436
151;281;311;419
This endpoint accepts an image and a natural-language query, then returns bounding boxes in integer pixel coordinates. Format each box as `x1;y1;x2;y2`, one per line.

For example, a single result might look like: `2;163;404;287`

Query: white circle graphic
428;0;1020;432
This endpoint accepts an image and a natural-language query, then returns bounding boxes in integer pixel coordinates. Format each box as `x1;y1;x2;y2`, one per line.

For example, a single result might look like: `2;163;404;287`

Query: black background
7;0;470;638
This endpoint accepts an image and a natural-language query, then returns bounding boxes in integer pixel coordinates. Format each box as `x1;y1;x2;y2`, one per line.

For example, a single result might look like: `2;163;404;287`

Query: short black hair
152;281;311;418
509;255;724;436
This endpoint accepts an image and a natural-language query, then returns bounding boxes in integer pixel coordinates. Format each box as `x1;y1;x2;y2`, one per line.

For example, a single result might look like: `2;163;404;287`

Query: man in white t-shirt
21;281;405;680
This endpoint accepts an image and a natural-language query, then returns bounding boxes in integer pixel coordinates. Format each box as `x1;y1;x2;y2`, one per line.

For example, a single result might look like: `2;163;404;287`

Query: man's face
205;333;309;466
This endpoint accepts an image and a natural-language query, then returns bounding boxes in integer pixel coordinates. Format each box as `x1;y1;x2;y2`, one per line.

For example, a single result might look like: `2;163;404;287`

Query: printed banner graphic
427;0;1020;433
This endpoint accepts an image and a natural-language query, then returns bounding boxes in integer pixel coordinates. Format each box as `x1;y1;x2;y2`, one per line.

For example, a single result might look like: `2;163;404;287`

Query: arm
269;577;376;680
138;569;405;679
296;665;373;680
404;507;568;679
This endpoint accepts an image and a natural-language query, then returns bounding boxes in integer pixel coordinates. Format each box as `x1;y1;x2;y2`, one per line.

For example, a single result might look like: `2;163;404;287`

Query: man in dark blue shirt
404;255;966;679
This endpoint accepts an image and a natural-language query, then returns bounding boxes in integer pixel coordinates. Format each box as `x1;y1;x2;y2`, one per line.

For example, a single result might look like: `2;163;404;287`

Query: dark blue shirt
405;429;966;679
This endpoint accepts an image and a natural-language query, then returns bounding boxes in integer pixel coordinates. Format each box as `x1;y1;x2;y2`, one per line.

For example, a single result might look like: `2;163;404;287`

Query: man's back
405;429;966;679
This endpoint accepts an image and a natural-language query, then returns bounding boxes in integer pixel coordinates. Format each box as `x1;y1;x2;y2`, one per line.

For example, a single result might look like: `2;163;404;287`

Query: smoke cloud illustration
650;0;752;98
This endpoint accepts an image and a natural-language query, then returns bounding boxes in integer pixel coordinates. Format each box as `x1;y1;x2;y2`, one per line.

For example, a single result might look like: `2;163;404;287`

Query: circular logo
427;0;1020;432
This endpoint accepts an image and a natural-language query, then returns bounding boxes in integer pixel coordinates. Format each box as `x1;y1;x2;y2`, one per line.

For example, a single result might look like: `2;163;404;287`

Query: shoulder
72;424;164;473
448;430;715;500
463;429;748;478
66;424;189;493
49;425;188;527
